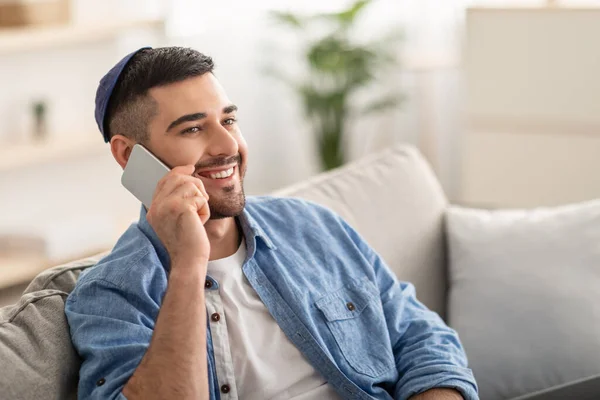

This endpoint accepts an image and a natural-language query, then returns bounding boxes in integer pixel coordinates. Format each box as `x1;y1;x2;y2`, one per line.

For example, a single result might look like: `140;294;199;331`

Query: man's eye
223;118;237;126
181;126;201;135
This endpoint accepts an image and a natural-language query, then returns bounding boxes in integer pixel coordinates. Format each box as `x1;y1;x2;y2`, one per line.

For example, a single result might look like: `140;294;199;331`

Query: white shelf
0;136;106;172
0;215;135;289
0;250;103;290
0;18;164;55
0;254;49;289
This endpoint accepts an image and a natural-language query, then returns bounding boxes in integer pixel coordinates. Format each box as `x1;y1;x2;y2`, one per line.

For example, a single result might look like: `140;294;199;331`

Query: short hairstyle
105;47;215;142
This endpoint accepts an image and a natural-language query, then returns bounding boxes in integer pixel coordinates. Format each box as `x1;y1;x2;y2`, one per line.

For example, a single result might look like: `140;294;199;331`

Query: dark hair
105;47;215;142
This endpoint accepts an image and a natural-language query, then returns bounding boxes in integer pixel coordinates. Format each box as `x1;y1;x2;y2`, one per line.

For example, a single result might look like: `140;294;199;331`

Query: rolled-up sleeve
65;278;159;400
340;219;479;400
382;275;478;400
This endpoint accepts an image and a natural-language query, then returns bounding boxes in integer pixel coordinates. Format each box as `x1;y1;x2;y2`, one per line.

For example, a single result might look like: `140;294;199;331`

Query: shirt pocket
315;279;395;378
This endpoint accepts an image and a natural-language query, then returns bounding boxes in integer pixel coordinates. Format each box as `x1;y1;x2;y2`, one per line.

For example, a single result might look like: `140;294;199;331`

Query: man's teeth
209;167;234;179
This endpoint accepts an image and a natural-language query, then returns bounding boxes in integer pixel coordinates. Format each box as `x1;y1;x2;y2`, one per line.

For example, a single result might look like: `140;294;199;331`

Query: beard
208;184;246;219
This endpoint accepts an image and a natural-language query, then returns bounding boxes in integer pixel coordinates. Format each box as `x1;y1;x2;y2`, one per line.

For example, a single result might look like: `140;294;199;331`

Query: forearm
411;388;464;400
123;263;209;399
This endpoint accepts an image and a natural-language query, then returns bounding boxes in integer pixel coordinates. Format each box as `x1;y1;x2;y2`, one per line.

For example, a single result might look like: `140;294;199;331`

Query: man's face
145;73;248;219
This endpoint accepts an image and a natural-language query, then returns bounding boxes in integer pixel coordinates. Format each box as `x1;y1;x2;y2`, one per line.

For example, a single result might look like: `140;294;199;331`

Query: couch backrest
0;144;448;399
275;145;449;317
0;254;106;400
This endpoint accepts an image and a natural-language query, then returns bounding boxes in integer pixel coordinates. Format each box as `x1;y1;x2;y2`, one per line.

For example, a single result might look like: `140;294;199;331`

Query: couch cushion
275;145;449;318
0;253;106;400
446;200;600;400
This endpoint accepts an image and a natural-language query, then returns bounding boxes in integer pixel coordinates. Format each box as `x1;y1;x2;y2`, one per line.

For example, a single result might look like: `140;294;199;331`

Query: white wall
1;0;460;259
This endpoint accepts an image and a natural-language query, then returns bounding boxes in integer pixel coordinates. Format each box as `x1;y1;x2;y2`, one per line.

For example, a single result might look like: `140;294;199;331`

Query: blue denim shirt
65;196;478;400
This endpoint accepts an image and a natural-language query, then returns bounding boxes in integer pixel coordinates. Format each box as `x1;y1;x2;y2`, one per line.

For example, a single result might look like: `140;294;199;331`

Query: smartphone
121;144;171;208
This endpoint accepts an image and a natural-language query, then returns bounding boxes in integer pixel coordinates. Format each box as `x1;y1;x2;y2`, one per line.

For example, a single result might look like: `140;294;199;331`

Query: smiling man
65;47;478;400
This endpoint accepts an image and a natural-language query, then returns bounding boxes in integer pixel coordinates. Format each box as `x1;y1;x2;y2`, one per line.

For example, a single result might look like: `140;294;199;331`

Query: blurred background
1;0;599;297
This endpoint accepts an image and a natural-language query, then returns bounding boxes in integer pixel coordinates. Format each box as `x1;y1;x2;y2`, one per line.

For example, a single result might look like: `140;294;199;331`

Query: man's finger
189;177;209;200
155;165;193;192
171;165;195;175
152;165;208;206
170;181;202;201
160;172;199;199
192;195;211;225
167;175;208;200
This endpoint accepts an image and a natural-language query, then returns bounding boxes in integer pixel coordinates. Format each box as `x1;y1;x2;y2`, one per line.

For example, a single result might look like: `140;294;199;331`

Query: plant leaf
361;94;405;115
337;0;371;24
315;0;372;26
269;11;304;28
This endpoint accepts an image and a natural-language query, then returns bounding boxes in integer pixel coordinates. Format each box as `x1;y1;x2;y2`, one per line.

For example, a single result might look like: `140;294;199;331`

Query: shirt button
346;302;356;311
211;312;221;322
221;384;231;393
205;280;213;289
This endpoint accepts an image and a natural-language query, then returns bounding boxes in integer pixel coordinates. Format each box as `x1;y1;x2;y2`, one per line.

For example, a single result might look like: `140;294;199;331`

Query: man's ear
110;134;135;169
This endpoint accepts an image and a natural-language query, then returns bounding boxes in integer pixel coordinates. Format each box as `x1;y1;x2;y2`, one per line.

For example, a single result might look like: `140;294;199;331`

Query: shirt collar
239;205;277;252
136;202;276;268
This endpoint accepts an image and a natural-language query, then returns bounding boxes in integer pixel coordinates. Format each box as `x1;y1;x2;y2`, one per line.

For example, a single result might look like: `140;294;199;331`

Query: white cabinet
461;7;600;207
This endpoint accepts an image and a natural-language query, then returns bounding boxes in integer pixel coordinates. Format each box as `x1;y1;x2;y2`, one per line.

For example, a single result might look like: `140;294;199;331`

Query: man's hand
411;388;464;400
146;165;211;266
123;168;211;400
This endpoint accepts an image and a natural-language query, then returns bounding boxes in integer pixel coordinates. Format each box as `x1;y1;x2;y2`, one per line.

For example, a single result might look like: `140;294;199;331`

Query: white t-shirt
205;239;342;400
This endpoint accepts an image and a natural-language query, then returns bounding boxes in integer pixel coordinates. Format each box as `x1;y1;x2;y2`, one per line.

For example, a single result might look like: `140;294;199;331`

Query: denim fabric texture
65;196;478;400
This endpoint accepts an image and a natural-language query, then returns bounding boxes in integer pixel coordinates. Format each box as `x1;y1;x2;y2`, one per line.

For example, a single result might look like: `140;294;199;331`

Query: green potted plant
268;0;403;171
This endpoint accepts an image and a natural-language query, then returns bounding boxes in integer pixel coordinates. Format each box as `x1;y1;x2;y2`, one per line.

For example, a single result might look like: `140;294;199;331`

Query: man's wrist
169;259;209;284
170;255;209;270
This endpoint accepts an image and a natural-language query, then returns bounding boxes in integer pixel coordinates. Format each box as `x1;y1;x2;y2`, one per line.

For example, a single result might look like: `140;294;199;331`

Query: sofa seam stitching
0;290;68;326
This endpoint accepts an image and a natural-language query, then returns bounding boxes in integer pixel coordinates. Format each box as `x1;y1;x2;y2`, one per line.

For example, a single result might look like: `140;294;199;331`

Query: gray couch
0;145;594;399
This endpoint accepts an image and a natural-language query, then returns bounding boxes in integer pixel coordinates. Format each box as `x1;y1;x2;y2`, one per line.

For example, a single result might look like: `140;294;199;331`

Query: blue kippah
94;47;152;142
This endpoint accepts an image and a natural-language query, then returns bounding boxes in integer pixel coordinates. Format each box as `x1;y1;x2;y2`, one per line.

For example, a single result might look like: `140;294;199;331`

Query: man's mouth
197;166;236;180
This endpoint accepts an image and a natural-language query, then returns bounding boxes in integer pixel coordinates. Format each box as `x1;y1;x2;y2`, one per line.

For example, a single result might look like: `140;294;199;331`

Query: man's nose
205;124;239;157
